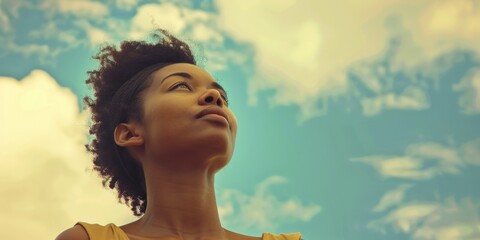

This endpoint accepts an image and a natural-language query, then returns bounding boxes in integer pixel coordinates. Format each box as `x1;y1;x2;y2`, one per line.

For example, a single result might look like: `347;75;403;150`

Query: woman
56;29;302;240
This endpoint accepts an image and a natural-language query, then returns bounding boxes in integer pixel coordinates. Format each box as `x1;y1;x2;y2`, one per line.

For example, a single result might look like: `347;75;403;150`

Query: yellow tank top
76;222;302;240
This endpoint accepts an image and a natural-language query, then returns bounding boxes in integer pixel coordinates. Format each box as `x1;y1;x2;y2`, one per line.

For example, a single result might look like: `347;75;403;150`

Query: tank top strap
76;222;130;240
262;232;302;240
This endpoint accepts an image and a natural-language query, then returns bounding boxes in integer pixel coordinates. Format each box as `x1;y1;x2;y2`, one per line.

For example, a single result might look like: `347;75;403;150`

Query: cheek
142;101;190;144
228;112;238;142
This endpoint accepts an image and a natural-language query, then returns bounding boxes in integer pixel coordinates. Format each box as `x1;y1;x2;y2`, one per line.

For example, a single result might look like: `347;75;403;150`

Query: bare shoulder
55;224;89;240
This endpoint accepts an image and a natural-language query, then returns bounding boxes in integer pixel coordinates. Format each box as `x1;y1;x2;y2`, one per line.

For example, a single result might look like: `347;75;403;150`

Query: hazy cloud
373;184;413;213
129;2;211;40
453;67;480;115
75;20;113;46
368;197;480;240
2;40;62;63
0;7;10;32
127;2;241;72
461;138;480;166
350;140;479;180
29;21;79;46
114;0;140;10
40;0;109;18
361;86;430;116
218;175;321;232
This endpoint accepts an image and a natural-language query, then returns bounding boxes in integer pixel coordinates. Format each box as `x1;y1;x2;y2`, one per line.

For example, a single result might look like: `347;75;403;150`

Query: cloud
0;7;10;32
29;21;79;46
2;40;61;63
0;0;29;18
127;2;240;72
204;48;248;72
214;0;480;121
391;0;480;70
128;2;210;40
0;70;134;240
357;138;480;239
460;138;480;166
218;175;321;232
75;20;113;46
191;22;224;43
350;53;437;117
368;197;480;240
350;140;479;180
373;184;413;213
40;0;109;18
115;0;140;10
0;1;100;61
453;67;480;115
361;86;430;116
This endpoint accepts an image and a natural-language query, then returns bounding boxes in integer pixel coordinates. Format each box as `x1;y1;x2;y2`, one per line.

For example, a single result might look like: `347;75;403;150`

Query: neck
136;165;227;238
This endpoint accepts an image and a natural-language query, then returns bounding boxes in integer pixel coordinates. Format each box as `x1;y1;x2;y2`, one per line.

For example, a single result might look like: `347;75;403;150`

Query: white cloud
214;0;480;121
0;7;10;32
392;0;480;70
41;0;109;18
0;70;134;240
351;56;436;117
29;22;79;45
3;40;61;63
58;0;109;17
361;86;430;116
204;48;248;72
350;140;479;180
127;2;240;73
0;0;30;18
75;20;112;46
218;175;321;232
115;0;140;10
373;184;412;213
127;2;226;43
351;64;385;94
453;67;480;115
461;138;480;166
191;22;224;43
2;30;82;64
129;2;202;39
368;197;480;240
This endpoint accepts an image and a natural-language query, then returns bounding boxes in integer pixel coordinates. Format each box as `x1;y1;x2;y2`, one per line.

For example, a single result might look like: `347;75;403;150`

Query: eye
220;94;229;106
172;82;191;90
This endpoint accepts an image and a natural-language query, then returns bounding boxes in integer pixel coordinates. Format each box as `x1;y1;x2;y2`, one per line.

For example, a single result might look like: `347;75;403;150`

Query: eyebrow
160;72;228;98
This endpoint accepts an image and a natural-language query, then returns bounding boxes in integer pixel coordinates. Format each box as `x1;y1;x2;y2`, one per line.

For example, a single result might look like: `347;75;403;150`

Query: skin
56;63;260;240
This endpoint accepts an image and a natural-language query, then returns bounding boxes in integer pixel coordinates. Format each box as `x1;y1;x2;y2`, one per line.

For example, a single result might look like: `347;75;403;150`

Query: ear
114;122;144;147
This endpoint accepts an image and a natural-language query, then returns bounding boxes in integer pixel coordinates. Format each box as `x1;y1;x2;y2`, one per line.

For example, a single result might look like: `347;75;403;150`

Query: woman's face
138;63;237;172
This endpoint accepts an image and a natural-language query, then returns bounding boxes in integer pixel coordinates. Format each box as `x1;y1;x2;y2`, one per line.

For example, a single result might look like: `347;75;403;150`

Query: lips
195;106;229;124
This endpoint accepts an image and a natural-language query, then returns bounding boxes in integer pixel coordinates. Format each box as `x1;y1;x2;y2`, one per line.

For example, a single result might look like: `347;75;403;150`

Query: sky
0;0;479;239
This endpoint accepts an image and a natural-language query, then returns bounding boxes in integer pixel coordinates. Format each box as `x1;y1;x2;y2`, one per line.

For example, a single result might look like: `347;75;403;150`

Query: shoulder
55;224;89;240
262;232;303;240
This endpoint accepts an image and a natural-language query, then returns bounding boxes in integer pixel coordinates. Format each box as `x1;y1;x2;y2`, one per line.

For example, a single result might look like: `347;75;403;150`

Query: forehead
149;63;214;87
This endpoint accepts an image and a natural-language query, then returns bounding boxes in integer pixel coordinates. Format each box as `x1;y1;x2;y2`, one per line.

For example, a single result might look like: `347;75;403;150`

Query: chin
209;155;232;174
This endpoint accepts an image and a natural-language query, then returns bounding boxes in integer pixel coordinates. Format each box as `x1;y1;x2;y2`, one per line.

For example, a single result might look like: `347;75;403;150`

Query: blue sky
1;0;479;239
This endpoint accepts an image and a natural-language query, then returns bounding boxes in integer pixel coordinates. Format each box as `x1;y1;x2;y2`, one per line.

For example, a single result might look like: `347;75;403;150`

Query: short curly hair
83;29;196;216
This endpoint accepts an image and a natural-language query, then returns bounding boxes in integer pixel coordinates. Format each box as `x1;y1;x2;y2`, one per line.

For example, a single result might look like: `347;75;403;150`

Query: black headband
110;62;174;124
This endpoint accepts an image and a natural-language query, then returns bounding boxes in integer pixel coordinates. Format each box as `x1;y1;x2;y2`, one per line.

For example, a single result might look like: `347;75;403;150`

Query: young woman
56;29;302;240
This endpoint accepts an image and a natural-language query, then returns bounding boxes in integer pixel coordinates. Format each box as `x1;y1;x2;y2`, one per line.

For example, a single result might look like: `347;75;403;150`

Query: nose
199;88;224;107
